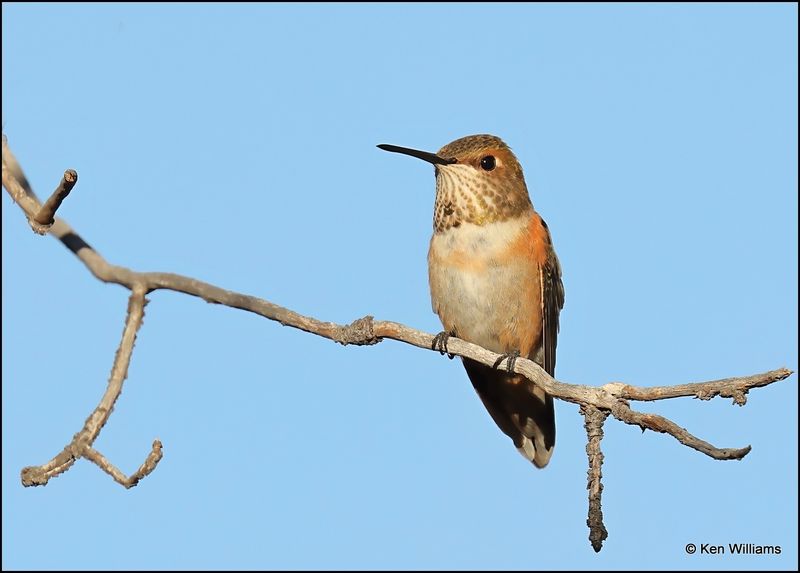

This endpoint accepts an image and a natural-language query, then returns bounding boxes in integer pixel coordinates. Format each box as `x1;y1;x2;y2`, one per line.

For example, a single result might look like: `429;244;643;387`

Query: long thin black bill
377;144;457;165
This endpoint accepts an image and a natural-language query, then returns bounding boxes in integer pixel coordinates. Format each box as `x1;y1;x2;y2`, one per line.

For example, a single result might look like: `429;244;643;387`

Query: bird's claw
432;331;456;359
493;350;521;373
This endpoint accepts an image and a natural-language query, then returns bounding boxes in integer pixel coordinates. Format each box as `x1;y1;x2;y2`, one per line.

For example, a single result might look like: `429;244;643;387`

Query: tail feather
463;358;556;468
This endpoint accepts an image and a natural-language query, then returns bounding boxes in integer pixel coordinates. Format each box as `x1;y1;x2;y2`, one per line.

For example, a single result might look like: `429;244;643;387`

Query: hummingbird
378;134;564;468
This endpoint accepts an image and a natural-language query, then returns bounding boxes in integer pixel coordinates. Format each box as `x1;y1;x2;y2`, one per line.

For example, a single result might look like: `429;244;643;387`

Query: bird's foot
432;331;456;359
493;350;521;373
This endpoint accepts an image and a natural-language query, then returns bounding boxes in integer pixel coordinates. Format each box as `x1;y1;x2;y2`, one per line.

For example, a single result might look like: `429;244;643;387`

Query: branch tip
32;168;78;229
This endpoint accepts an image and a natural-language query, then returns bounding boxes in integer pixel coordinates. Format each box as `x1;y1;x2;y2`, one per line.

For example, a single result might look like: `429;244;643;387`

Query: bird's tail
463;359;556;468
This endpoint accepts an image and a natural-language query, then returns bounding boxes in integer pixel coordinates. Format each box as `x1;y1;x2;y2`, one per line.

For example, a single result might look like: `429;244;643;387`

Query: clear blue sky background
2;3;797;570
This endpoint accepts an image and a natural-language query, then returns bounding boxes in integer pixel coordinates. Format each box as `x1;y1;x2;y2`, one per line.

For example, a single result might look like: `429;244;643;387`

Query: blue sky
2;3;797;570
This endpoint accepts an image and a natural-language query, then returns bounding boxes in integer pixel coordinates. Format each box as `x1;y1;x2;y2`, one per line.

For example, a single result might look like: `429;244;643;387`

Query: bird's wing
539;224;565;377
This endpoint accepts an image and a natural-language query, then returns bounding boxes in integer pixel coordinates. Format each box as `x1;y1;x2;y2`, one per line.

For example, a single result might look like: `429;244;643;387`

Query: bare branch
3;136;793;550
127;440;165;486
83;440;163;489
89;285;148;433
581;405;609;553
610;402;752;460
613;369;788;405
19;447;77;487
2;142;43;229
32;169;77;230
19;287;155;487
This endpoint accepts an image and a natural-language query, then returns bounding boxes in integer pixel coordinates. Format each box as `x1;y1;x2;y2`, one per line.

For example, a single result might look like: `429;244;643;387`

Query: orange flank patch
496;212;551;268
496;212;551;360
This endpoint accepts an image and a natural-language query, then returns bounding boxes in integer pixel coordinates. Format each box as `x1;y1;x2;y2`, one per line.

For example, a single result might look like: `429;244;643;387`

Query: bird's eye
480;155;496;171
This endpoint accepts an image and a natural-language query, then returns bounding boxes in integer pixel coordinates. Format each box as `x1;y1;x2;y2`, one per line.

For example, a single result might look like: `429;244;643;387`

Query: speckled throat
433;163;533;233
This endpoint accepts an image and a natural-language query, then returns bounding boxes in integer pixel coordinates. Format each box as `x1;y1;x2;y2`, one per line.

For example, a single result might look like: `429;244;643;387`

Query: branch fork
3;135;792;551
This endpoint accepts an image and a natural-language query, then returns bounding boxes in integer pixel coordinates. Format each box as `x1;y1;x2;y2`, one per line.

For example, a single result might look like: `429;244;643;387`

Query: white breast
428;217;532;353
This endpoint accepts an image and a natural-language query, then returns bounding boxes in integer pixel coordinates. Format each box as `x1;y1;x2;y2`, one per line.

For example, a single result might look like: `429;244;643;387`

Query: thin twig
83;440;163;489
610;402;752;460
32;169;77;230
581;405;609;552
20;288;155;487
613;370;788;405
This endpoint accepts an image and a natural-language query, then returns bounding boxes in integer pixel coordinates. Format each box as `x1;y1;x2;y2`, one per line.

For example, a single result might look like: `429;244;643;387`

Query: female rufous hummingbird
378;134;564;468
